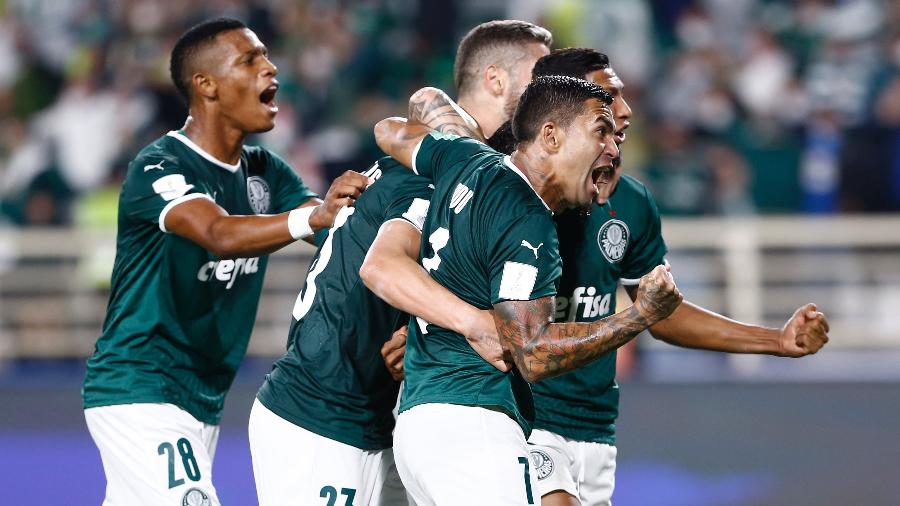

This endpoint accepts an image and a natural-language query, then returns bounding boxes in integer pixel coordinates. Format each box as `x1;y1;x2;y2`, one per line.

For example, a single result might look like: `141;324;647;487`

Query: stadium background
1;0;899;504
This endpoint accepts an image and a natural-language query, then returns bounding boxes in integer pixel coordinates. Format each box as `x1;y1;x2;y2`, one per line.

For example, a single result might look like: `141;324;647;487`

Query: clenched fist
381;326;408;382
634;264;683;325
309;170;373;230
777;303;830;357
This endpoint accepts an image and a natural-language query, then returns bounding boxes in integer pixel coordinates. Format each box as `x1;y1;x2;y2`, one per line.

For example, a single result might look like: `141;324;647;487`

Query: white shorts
84;403;221;506
248;399;408;506
527;428;617;506
394;403;540;506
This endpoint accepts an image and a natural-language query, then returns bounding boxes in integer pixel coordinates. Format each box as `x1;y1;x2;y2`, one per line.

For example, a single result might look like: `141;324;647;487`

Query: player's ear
483;64;504;98
193;72;217;101
539;121;562;154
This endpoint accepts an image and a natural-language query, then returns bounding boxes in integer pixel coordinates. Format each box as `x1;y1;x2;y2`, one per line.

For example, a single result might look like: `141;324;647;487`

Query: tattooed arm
374;87;483;168
494;264;683;382
407;87;484;141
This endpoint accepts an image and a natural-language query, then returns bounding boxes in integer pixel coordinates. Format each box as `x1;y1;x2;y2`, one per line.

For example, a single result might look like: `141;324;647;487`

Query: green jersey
83;130;317;425
399;133;562;438
531;174;667;444
257;158;432;450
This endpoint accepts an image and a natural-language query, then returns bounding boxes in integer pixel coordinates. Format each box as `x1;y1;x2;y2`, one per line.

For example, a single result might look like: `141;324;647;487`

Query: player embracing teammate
84;16;831;506
370;39;830;506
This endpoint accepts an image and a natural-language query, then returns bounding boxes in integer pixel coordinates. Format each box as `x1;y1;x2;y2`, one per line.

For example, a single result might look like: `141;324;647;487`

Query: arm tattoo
493;297;651;382
408;89;484;141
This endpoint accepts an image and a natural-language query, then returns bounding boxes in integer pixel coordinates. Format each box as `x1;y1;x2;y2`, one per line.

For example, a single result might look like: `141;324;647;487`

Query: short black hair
512;75;612;144
487;121;517;155
532;47;610;80
170;17;247;102
454;20;553;95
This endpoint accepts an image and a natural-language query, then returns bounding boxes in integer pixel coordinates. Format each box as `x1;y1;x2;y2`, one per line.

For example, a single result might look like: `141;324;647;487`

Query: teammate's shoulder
128;134;184;175
424;131;497;157
616;173;653;198
478;162;550;218
609;174;662;226
240;143;279;165
369;157;431;187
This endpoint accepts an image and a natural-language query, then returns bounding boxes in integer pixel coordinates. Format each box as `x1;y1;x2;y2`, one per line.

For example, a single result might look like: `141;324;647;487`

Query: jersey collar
166;131;241;173
503;156;551;211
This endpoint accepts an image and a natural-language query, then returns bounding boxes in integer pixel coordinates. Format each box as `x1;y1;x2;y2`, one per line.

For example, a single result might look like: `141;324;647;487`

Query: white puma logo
521;240;543;259
143;161;165;172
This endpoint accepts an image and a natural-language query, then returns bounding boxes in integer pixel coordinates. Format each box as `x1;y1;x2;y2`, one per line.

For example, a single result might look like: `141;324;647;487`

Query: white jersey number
292;206;355;320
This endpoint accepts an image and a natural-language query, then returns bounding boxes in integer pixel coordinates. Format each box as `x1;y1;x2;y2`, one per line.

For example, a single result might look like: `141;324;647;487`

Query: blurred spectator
1;0;899;225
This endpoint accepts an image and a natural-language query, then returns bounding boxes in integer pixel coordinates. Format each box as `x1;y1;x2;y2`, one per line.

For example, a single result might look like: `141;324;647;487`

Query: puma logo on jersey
521;240;543;258
143;161;165;172
197;257;260;289
555;286;612;320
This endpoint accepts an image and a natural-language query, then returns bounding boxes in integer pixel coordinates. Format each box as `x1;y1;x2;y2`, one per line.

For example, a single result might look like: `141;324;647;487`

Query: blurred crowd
2;0;900;228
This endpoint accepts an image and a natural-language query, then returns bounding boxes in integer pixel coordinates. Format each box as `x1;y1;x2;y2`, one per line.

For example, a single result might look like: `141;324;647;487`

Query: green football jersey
399;133;562;438
257;158;432;450
531;174;667;444
83;130;317;425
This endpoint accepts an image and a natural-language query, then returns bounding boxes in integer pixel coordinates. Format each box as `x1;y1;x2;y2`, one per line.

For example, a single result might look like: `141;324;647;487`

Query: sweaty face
204;28;280;134
584;67;632;203
502;43;551;121
557;98;619;210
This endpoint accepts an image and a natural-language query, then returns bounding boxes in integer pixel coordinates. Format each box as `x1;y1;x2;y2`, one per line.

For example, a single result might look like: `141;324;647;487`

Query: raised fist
634;264;683;325
777;303;830;357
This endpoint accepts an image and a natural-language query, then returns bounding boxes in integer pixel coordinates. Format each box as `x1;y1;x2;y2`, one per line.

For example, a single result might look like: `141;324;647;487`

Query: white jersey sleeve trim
410;137;425;175
619;258;669;286
159;193;215;233
383;217;424;235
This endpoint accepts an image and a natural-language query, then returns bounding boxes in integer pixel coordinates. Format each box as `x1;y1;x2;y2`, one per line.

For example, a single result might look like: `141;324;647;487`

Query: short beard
502;92;519;123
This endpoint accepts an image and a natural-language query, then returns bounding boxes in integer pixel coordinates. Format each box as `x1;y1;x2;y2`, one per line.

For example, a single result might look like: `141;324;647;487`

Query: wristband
288;206;316;240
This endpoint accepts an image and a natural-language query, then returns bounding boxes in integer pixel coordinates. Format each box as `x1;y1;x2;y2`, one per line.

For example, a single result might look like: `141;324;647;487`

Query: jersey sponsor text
555;286;612;320
196;257;260;289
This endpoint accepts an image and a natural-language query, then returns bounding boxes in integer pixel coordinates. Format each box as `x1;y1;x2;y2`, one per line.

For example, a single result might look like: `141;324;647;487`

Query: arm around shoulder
374;117;431;170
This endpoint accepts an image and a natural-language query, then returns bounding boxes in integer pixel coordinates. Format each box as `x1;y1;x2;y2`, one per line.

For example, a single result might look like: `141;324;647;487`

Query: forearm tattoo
408;89;483;140
494;297;651;381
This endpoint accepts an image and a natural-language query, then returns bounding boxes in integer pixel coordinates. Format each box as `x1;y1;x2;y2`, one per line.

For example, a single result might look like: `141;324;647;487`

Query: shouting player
490;48;831;506
375;77;683;505
248;20;554;505
82;18;370;505
362;19;552;377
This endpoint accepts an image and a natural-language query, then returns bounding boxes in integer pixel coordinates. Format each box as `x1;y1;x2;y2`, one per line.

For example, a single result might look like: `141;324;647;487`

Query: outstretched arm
165;171;371;258
374;87;483;168
494;265;683;382
361;219;510;371
626;285;830;357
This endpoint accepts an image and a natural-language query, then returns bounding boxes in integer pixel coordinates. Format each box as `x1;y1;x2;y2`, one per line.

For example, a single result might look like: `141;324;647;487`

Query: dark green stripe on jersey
83;131;317;425
257;158;432;451
531;174;667;444
399;133;561;438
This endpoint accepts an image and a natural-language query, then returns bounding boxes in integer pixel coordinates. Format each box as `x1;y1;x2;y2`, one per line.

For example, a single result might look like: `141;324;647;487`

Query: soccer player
81;18;371;505
374;77;683;505
362;18;553;376
490;48;831;506
248;20;554;505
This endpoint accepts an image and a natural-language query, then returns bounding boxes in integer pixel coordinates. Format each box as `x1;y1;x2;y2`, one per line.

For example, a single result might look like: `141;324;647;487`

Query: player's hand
464;310;512;373
309;171;373;229
381;325;407;382
634;264;683;325
777;303;830;357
